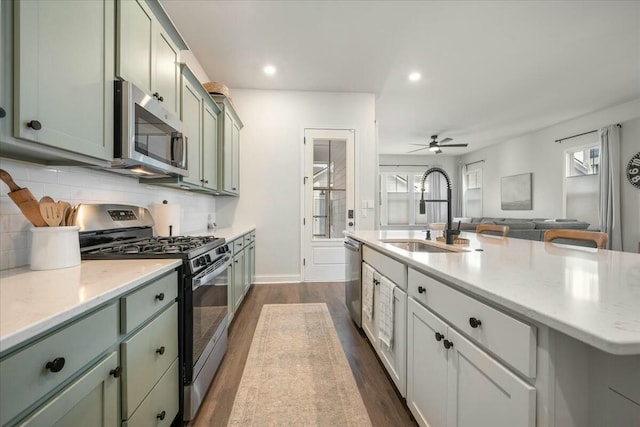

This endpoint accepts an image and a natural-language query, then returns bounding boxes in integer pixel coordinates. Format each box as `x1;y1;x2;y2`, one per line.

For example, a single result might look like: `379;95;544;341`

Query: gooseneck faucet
419;167;459;244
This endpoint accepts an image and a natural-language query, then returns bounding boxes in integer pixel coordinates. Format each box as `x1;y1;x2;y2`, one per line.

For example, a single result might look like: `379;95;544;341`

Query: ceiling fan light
429;146;439;152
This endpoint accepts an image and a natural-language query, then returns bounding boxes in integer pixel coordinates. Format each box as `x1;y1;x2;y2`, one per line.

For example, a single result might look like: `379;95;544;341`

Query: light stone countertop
0;259;181;355
192;225;256;242
347;230;640;355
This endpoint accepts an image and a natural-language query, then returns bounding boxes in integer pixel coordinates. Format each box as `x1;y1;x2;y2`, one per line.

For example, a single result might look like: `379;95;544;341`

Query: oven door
182;253;231;420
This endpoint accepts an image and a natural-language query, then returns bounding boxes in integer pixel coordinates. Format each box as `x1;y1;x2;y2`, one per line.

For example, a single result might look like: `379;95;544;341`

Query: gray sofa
458;217;596;247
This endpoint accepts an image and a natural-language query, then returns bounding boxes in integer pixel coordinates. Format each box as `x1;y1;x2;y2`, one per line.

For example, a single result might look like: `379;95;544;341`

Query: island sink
381;239;459;253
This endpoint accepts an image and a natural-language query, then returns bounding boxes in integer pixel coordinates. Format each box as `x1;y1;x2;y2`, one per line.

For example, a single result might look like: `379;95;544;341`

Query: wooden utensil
0;169;47;227
40;201;63;227
57;201;71;226
40;196;54;203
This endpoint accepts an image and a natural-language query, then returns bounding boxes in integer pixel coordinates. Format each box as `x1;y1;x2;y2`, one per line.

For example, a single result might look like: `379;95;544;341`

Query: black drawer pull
0;107;6;118
157;410;166;420
27;120;42;130
418;286;426;294
443;339;454;349
109;366;122;378
155;293;165;301
469;317;482;328
435;332;444;342
156;346;166;355
45;357;65;373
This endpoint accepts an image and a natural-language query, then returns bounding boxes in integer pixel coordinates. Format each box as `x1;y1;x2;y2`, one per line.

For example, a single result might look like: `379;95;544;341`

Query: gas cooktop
82;236;223;256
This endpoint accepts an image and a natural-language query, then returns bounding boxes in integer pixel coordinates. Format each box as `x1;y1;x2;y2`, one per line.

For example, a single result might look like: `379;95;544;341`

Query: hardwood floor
188;282;417;427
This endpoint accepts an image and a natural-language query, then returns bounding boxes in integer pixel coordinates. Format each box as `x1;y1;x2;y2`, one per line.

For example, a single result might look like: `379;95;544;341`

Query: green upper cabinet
116;0;181;116
141;64;220;193
213;96;243;196
13;0;115;161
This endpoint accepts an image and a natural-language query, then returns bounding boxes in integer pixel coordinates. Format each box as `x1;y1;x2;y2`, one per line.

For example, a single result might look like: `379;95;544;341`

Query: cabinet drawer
409;268;536;378
121;271;177;334
363;246;407;289
123;357;179;427
233;237;245;254
0;304;118;426
121;303;178;418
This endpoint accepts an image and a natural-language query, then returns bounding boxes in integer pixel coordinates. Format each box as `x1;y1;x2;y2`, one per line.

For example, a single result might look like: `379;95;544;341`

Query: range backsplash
0;158;216;270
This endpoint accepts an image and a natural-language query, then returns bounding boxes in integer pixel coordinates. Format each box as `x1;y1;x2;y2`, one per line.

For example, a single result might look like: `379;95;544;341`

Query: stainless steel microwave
112;80;187;177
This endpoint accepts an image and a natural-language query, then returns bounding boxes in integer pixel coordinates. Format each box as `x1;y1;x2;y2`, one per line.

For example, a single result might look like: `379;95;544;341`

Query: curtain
455;163;466;217
598;125;622;250
426;172;444;223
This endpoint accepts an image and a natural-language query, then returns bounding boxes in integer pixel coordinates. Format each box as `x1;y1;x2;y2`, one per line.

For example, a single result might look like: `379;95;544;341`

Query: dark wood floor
188;282;416;427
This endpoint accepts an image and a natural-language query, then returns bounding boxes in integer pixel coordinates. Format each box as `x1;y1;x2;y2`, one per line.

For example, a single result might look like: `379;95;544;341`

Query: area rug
227;303;372;426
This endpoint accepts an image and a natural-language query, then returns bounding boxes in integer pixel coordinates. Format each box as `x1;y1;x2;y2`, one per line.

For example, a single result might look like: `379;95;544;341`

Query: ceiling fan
408;135;468;154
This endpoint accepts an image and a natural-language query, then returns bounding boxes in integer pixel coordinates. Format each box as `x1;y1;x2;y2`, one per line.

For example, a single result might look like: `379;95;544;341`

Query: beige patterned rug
227;303;372;426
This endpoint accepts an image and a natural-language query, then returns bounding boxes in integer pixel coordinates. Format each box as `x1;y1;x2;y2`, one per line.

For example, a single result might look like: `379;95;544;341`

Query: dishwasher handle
344;239;361;252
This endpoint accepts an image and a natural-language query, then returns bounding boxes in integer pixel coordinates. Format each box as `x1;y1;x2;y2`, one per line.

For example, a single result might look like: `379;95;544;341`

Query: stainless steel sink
381;239;458;253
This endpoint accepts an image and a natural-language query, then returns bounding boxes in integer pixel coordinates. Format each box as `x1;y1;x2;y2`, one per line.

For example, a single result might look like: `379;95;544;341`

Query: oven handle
192;255;232;290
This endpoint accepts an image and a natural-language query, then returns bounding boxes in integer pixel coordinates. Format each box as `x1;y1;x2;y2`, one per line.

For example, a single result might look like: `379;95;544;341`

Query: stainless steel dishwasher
344;237;363;328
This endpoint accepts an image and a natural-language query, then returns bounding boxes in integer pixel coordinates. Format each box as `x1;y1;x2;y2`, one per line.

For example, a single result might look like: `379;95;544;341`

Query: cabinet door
202;103;218;191
18;352;119;427
407;298;449;427
181;81;202;187
15;0;114;160
243;246;251;293
153;28;179;116
117;0;153;94
250;243;256;285
233;250;245;312
222;111;234;193
378;286;407;397
446;327;535;427
227;263;235;322
231;120;240;193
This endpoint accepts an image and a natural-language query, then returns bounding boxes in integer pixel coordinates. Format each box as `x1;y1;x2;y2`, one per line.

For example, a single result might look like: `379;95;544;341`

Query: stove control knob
205;254;211;263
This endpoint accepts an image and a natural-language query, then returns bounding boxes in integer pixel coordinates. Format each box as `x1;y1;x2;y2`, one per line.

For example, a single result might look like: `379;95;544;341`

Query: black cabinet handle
418;286;426;294
204;180;209;184
443;339;454;349
109;366;122;378
469;317;482;328
158;96;164;102
155;293;165;301
27;120;42;130
45;357;65;373
232;187;237;191
157;410;166;420
153;92;160;99
435;332;444;342
156;346;166;355
0;107;5;118
234;259;238;263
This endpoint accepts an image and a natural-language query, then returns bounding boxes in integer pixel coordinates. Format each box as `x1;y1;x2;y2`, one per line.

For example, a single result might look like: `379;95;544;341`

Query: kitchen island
346;229;640;427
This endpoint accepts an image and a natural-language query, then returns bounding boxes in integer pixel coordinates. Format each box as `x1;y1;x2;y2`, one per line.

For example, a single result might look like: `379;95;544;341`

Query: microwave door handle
170;132;185;167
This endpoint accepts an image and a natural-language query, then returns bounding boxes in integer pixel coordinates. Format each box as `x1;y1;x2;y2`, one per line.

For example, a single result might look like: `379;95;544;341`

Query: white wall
460;98;640;253
216;89;376;283
0;158;216;270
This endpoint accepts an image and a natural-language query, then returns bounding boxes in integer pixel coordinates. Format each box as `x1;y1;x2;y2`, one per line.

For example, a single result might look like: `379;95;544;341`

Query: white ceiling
161;1;640;155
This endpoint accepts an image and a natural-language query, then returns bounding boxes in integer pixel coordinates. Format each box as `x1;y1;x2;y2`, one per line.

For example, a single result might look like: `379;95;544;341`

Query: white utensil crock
29;226;81;270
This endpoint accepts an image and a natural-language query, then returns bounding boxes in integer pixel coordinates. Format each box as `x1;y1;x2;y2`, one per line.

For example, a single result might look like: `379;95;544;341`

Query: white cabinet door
378;286;407;397
15;0;114;161
407;298;449;427
180;81;202;187
446;327;536;427
202;103;218;191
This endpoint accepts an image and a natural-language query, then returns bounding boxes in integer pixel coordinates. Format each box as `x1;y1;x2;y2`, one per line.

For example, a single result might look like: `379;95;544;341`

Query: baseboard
254;274;302;284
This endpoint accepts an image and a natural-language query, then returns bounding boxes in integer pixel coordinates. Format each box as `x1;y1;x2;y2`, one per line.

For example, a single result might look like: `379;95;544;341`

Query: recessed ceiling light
408;72;421;82
263;65;276;76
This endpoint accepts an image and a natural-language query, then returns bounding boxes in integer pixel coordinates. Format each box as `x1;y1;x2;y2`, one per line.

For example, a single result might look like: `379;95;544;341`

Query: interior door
303;129;355;282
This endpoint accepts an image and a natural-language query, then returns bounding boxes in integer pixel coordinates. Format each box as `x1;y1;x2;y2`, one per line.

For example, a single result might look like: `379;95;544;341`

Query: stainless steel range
76;204;231;422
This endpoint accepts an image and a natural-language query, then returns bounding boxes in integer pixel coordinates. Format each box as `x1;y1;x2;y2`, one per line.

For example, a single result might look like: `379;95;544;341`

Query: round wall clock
627;152;640;189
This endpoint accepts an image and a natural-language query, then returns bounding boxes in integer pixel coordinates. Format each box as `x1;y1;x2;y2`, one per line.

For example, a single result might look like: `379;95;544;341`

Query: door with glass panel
303;129;354;281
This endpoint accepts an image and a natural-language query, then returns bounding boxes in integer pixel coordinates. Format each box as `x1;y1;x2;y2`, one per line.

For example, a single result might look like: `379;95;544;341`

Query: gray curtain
455;163;466;217
426;172;444;223
598;125;622;250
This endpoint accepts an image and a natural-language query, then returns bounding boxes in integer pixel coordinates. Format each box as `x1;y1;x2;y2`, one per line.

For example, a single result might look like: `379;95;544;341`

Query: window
463;167;483;218
379;167;446;228
312;139;346;238
566;146;600;177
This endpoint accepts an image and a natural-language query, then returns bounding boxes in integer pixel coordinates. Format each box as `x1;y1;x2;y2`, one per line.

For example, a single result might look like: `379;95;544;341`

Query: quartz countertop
192;225;256;242
347;230;640;355
0;259;181;355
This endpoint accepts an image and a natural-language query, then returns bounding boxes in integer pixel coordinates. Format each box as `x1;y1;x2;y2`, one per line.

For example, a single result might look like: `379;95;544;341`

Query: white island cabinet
348;230;640;427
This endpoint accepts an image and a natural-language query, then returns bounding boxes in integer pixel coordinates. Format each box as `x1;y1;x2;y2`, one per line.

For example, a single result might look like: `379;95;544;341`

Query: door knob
348;221;354;226
27;120;42;130
45;357;65;373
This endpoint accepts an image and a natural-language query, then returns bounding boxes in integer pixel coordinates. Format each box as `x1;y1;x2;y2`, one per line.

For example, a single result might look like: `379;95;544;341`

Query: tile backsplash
0;158;216;270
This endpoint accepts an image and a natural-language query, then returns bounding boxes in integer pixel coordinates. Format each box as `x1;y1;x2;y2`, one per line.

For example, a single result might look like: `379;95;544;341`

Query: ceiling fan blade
410;143;431;146
439;143;468;148
439;137;453;144
407;146;430;153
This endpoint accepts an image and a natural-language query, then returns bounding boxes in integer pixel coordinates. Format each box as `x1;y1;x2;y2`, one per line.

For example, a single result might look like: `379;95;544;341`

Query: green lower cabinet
122;358;179;427
18;352;119;427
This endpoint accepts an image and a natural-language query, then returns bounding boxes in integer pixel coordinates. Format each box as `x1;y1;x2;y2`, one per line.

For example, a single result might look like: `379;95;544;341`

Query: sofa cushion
481;217;504;223
533;221;590;230
495;220;536;230
459;223;478;231
509;230;545;241
471;217;484;223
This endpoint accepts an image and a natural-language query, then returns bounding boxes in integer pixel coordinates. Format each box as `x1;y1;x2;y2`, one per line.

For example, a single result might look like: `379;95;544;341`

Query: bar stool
476;224;509;237
543;229;608;249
